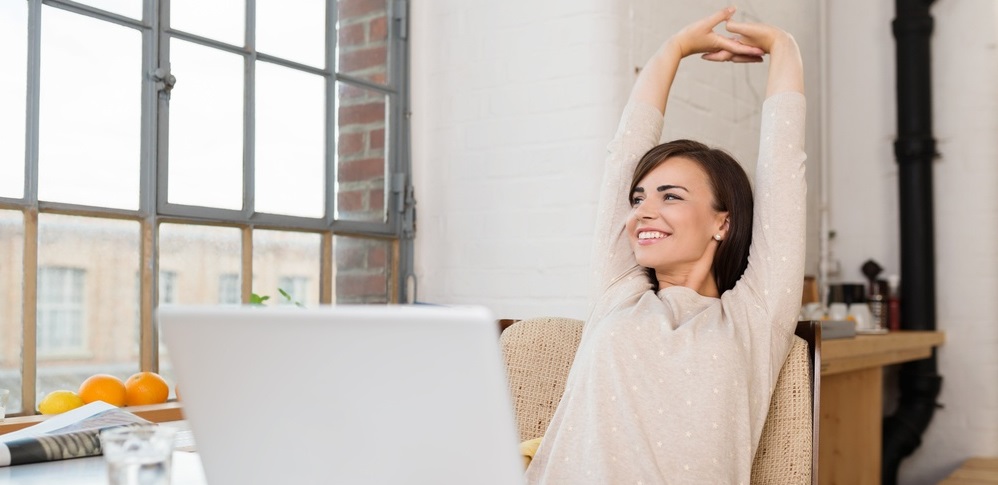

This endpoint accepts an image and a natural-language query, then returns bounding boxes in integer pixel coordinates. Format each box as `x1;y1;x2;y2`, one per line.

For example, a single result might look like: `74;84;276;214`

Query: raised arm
720;23;807;329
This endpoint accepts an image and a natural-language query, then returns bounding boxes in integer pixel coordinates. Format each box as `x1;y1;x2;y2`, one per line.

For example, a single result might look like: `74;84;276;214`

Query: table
0;419;205;484
940;457;998;484
0;450;206;484
818;330;945;485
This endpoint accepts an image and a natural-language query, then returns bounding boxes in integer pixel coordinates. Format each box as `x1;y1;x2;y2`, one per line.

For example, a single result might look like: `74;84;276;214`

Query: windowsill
0;401;183;436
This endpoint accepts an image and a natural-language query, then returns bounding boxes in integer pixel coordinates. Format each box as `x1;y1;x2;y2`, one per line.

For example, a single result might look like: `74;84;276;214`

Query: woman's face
626;156;729;274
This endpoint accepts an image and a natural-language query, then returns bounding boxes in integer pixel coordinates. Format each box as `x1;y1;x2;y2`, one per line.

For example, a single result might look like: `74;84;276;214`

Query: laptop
159;305;525;485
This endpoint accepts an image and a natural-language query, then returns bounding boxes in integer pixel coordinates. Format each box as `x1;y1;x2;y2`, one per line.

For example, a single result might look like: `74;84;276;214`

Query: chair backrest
499;317;584;442
499;318;820;485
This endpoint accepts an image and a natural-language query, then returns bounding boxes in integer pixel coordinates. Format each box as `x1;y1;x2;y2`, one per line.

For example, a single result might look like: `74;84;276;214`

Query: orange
38;390;85;415
78;374;127;406
124;372;170;406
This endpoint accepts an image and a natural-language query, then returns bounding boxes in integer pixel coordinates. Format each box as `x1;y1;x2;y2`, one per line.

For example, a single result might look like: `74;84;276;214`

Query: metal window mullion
335;73;395;96
257;52;328;77
392;0;415;304
324;0;337;228
155;0;171;213
25;0;41;206
43;0;146;30
243;0;255;219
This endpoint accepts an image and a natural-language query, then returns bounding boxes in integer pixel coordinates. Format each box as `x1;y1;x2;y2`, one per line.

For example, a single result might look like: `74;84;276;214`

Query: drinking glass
0;388;9;422
100;425;177;485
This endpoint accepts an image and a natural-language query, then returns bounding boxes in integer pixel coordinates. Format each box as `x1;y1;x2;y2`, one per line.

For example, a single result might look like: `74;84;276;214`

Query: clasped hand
670;6;795;63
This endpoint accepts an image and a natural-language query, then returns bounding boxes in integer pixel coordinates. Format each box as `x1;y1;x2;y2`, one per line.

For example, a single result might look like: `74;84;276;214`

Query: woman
524;7;806;484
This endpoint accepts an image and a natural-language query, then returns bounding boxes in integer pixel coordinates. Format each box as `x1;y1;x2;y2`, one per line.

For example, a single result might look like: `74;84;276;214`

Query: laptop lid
159;305;524;485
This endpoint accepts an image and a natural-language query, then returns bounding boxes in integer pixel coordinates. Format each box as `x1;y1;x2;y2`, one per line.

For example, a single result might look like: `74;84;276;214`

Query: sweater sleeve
730;91;808;334
589;100;664;303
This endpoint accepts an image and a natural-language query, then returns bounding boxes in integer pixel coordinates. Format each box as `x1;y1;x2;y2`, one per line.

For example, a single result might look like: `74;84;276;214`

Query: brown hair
629;139;753;294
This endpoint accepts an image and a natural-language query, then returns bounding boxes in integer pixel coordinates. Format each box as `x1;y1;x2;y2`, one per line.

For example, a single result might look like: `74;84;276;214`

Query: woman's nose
636;201;657;219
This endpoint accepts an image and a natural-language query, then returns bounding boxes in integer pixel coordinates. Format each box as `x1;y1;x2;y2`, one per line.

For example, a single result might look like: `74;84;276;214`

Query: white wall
413;0;997;481
411;0;628;319
827;1;998;483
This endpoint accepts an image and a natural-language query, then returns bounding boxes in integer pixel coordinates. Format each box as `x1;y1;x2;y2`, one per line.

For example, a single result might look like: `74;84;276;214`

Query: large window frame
0;0;414;415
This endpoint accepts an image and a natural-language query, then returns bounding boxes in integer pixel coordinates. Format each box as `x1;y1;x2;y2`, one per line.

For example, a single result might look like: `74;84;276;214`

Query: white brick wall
413;0;996;481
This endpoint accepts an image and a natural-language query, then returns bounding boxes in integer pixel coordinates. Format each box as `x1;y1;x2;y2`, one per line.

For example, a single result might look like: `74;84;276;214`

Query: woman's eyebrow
657;184;689;192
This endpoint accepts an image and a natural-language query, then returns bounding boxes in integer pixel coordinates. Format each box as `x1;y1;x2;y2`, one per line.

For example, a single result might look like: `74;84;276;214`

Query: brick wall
335;0;392;303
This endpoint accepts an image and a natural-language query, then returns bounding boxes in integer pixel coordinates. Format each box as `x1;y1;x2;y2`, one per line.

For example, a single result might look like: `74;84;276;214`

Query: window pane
336;83;387;222
39;7;141;210
168;39;244;210
36;214;140;405
255;63;325;218
336;0;389;85
0;210;24;413
158;223;242;305
158;223;241;394
334;235;391;304
0;1;26;199
170;0;244;47
257;0;324;68
253;230;321;306
75;0;142;20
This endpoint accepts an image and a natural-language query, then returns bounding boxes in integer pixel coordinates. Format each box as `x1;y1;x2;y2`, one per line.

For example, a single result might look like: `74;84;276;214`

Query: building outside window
37;267;86;357
218;274;241;305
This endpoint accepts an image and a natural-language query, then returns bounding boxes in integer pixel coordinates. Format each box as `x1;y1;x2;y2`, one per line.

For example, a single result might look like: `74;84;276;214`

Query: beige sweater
524;92;807;484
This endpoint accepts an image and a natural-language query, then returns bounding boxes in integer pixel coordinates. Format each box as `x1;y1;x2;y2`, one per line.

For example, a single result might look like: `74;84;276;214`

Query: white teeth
638;231;665;239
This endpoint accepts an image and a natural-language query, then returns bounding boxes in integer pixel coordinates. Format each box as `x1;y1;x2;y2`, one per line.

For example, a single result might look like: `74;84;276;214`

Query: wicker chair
499;317;820;485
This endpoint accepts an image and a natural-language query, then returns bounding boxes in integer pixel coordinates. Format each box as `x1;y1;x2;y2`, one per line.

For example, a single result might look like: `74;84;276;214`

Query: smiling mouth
637;230;668;240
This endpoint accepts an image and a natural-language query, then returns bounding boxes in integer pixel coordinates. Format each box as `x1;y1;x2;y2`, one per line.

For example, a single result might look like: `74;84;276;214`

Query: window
218;274;241;305
37;267;86;356
0;0;413;415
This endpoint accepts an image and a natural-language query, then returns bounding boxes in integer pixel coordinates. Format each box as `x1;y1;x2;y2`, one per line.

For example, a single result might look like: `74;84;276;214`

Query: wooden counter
818;331;945;485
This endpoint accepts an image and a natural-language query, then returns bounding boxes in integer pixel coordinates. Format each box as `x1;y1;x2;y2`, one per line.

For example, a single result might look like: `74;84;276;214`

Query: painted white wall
827;0;998;483
412;0;997;481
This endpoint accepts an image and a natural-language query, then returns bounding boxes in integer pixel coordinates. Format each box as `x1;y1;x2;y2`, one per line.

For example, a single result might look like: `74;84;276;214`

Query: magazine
0;401;150;467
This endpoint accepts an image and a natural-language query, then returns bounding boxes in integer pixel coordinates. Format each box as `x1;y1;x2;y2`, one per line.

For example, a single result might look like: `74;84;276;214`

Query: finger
702;50;734;62
715;36;765;56
704;6;737;27
730;54;765;63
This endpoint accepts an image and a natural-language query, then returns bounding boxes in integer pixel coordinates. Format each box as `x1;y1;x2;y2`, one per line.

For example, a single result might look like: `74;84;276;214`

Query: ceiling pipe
882;0;943;484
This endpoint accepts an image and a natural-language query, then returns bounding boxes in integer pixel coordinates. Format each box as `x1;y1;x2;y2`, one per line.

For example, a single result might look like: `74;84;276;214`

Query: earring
713;234;722;241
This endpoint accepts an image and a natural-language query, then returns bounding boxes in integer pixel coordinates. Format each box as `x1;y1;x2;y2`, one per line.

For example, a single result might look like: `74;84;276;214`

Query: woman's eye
663;193;682;201
630;197;644;207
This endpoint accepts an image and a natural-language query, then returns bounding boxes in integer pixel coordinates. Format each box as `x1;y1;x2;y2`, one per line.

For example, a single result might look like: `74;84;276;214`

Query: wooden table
940;457;998;484
818;330;945;485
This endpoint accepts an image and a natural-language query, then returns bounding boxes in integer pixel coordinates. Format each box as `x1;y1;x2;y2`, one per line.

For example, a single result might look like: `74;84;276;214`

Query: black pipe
883;0;944;483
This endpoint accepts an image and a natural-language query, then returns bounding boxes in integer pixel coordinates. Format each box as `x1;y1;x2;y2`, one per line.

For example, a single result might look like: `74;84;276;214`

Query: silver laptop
159;305;524;485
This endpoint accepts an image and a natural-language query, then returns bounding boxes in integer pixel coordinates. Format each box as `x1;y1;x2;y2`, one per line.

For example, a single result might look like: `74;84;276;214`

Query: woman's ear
715;212;731;240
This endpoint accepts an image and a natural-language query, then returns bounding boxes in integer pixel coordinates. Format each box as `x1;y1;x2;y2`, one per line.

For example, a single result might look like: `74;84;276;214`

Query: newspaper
0;401;150;467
